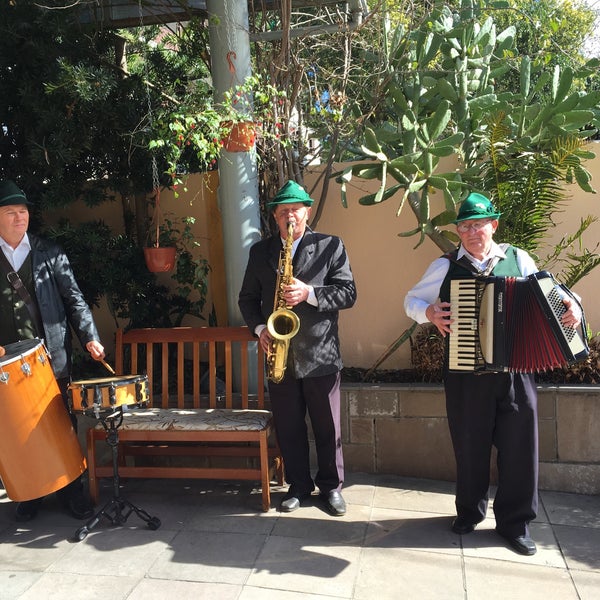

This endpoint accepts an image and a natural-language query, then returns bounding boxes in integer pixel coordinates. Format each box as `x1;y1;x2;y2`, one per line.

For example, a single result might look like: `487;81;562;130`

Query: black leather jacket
30;234;99;379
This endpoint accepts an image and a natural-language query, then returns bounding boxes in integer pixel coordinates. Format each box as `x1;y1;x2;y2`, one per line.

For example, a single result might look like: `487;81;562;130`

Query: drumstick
100;359;116;375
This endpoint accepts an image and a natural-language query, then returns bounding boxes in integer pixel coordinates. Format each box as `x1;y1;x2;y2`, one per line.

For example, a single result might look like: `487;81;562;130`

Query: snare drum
0;339;87;501
68;374;149;415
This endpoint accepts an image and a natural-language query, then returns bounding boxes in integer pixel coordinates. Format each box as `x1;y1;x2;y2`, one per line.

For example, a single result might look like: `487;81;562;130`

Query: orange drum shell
68;375;149;414
0;341;86;502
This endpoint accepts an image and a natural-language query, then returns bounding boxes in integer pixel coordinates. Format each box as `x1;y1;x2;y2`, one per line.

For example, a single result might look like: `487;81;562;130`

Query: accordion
449;271;589;373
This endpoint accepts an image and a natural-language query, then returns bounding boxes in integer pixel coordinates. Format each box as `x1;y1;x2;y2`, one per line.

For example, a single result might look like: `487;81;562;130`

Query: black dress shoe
497;531;537;556
63;494;95;520
15;498;43;523
280;492;311;513
320;490;346;516
451;516;478;535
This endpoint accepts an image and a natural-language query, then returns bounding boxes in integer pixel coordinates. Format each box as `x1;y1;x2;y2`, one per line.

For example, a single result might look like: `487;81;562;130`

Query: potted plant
219;74;286;153
143;188;178;272
148;75;287;192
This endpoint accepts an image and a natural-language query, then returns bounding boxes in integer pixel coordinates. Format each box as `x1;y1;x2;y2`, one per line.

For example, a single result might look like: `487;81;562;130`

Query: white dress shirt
0;233;31;271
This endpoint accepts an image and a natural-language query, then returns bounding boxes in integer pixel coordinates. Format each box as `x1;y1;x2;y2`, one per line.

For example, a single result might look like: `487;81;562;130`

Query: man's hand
282;277;309;307
86;340;105;361
425;302;453;337
258;328;273;354
562;297;582;329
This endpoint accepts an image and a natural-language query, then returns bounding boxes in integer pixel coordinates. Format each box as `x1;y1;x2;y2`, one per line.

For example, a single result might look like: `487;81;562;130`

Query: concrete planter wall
340;383;600;495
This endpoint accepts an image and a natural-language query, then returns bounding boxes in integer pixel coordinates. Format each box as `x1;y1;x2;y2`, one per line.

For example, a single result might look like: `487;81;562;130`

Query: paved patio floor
1;473;599;599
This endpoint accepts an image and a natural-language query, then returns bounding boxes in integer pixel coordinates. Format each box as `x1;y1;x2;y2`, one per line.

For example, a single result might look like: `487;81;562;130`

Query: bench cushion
96;408;273;432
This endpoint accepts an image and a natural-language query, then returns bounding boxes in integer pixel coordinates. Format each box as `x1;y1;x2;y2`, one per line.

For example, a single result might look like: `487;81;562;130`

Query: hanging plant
144;188;177;272
220;120;256;152
148;75;288;193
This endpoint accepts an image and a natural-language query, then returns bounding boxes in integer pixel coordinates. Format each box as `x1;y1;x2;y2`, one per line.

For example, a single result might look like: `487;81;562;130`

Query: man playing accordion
404;192;582;556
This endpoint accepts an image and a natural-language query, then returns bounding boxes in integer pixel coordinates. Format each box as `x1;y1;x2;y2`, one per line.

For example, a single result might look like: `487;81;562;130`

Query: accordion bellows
449;271;589;373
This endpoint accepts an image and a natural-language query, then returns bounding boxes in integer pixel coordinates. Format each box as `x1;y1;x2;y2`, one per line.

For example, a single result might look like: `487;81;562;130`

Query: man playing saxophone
239;180;356;516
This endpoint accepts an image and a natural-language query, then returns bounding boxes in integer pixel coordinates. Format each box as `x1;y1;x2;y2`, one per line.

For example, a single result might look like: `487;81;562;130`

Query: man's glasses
456;219;493;233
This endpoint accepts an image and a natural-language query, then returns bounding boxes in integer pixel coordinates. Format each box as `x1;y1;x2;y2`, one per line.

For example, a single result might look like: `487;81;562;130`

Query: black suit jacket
238;227;356;378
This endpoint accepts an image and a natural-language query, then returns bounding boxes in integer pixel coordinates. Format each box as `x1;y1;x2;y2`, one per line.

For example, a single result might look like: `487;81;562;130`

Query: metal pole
207;0;261;391
207;0;261;328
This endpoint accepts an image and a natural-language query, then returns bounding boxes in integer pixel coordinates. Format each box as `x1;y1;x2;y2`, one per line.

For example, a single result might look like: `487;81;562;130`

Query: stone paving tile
365;507;462;556
0;525;77;571
47;527;176;578
552;523;600;572
463;556;579;599
239;588;347;600
149;529;267;585
270;502;371;545
15;573;139;600
0;571;44;600
354;547;464;599
541;490;600;528
370;476;457;515
570;569;600;600
127;578;243;600
248;535;362;598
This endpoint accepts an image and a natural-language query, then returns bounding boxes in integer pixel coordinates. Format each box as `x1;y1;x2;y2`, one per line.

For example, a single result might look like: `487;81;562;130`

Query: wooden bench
86;326;283;511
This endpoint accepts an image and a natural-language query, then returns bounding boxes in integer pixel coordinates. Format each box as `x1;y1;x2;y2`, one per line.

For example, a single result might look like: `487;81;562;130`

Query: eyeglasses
275;206;307;215
456;219;493;233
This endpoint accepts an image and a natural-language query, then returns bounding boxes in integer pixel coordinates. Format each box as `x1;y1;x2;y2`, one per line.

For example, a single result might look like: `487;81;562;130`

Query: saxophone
266;222;301;383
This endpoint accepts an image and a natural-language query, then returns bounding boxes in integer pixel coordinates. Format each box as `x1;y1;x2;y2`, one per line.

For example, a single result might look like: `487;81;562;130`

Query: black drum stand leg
73;409;161;542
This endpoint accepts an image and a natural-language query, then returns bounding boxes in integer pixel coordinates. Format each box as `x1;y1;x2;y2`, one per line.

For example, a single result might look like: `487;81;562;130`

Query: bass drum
0;339;86;502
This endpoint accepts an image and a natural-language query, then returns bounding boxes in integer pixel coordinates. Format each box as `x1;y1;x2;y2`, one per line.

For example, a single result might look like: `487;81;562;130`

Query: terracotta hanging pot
144;246;177;272
221;121;256;152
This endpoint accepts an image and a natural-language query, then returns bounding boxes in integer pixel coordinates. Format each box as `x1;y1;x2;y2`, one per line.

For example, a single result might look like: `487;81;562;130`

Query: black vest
439;245;522;303
0;255;43;345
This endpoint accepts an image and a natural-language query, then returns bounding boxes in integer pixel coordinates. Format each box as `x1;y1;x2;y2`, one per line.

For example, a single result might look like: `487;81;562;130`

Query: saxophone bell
267;308;300;341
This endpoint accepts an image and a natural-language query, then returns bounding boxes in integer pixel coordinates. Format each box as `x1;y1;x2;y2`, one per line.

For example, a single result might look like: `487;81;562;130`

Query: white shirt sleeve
515;248;538;276
404;257;450;323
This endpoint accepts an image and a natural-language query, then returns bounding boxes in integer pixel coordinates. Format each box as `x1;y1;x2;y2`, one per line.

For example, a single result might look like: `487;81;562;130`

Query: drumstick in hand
100;359;116;375
0;345;5;358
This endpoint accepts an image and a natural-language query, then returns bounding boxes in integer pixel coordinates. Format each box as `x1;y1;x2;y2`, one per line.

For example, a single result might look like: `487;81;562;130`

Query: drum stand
73;407;161;542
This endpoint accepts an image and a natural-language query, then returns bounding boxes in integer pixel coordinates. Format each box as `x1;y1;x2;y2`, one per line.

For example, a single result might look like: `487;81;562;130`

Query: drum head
0;339;44;366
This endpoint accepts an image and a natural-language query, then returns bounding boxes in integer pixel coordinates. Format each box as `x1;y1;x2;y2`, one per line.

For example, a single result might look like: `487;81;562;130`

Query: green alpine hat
267;180;314;209
454;192;500;223
0;180;31;207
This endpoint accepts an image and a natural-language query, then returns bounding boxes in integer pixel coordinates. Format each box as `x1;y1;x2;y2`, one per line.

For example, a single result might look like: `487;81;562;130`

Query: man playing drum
0;179;106;522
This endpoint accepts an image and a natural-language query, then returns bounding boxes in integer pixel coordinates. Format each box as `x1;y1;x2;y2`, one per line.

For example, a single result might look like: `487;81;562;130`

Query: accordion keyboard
448;279;485;371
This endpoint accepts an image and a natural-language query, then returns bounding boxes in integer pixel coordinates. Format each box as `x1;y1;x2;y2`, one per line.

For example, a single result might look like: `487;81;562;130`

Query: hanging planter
221;120;256;152
145;187;176;272
144;246;177;272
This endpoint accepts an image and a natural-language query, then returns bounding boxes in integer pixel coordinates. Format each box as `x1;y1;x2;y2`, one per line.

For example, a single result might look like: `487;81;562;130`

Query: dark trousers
50;377;86;502
444;371;538;537
268;371;344;495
